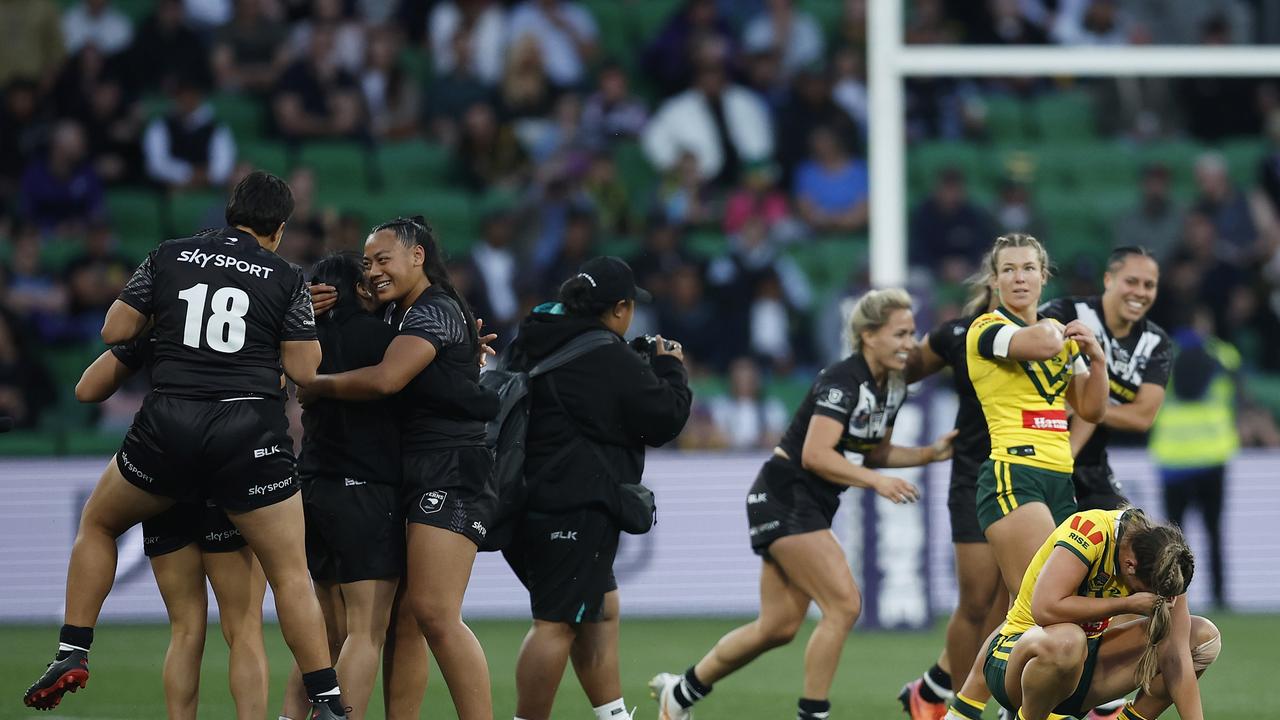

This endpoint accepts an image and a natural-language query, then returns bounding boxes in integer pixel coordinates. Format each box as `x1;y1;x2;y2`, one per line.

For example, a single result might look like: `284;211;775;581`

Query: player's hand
476;318;498;367
309;283;338;317
1063;319;1105;363
295;384;319;406
930;429;959;462
1125;592;1163;616
874;475;920;505
654;334;685;363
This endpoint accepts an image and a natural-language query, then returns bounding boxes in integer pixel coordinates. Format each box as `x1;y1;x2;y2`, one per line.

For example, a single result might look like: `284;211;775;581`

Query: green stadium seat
302;142;371;199
1134;141;1199;194
1220;139;1265;188
687;231;727;259
375;139;451;189
334;190;477;254
633;0;682;43
584;0;631;62
909;142;989;195
115;0;156;22
40;237;87;272
983;95;1031;144
786;234;867;291
597;237;640;259
164;191;225;236
1032;91;1096;141
614;141;657;205
764;375;813;412
0;430;61;456
239;140;293;176
212;93;266;141
106;190;163;253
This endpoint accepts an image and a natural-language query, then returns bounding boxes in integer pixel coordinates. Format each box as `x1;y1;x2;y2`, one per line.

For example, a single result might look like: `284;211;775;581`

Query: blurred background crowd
2;0;1280;455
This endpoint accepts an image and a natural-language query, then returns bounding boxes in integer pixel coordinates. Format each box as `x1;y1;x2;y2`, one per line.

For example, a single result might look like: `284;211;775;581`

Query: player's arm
1064;321;1108;423
1160;594;1204;720
75;351;136;402
905;334;946;383
1030;546;1142;625
975;316;1066;363
281;339;322;387
307;334;436;400
1069;415;1097;457
864;425;959;468
101;299;149;345
800;416;920;502
1101;383;1166;432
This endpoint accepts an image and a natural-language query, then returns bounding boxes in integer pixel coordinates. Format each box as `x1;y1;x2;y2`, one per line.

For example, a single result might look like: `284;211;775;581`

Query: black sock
302;668;343;712
672;666;712;709
797;697;831;720
919;662;952;704
56;625;93;660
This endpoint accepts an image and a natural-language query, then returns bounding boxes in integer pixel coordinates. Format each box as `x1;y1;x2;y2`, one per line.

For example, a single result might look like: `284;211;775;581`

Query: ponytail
558;274;615;318
374;215;481;359
1123;509;1196;692
962;251;995;316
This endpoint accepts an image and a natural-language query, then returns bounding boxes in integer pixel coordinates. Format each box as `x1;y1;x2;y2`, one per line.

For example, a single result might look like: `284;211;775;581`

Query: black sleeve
1143;333;1174;389
282;272;318;341
117;252;157;315
1038;297;1073;323
812;370;858;423
614;348;693;447
928;318;961;367
109;332;155;371
399;298;467;351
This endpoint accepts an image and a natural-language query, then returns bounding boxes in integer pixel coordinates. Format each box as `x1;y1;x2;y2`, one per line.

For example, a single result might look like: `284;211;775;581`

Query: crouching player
967;508;1221;720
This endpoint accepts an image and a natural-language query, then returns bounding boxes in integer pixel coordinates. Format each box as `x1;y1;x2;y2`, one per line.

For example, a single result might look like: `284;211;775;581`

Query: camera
629;335;677;363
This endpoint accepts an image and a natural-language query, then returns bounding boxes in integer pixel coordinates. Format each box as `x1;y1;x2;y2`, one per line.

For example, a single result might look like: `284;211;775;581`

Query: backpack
477;330;618;551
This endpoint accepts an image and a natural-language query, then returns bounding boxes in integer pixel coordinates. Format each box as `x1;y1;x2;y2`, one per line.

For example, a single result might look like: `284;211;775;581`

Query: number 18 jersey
117;227;316;399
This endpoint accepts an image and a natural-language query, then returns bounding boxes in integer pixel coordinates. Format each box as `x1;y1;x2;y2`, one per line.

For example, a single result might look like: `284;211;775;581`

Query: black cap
573;256;652;304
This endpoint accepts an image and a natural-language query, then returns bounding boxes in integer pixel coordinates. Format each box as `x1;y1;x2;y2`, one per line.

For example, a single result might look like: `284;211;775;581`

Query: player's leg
514;619;577;719
150;543;209;720
985;502;1059;598
1001;625;1089;720
570;590;625;711
405;523;492;720
205;547;269;720
333;578;398;720
1080;615;1222;718
279;578;345;720
382;583;430;720
947;542;1008;687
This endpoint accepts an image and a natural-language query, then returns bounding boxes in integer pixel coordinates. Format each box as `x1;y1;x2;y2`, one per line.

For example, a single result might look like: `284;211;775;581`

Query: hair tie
577;272;598;288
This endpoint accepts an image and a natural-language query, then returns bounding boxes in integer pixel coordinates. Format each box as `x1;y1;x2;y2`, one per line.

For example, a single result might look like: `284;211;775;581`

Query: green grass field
0;613;1268;719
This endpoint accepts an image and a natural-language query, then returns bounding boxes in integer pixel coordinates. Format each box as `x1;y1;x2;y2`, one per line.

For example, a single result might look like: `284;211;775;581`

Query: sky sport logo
1022;409;1068;432
248;478;293;496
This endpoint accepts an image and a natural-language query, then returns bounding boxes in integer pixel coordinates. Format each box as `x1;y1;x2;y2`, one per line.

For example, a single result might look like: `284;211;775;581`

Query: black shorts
302;476;404;584
402;446;497;547
948;456;986;544
1072;464;1127;511
746;457;841;556
118;394;298;512
502;506;620;623
142;501;246;558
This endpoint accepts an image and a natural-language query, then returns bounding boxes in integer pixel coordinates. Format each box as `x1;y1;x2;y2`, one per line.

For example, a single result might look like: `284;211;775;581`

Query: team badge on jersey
420;490;448;515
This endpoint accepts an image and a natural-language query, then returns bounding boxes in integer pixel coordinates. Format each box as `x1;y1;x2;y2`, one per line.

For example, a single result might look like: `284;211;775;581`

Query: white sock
278;716;294;720
594;698;631;720
1095;698;1128;711
58;642;89;653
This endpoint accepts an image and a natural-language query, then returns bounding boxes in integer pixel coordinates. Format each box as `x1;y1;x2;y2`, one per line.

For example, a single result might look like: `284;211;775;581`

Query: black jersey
1039;296;1172;469
386;285;494;453
928;313;991;479
110;332;158;371
777;353;907;497
116;228;316;399
299;306;401;485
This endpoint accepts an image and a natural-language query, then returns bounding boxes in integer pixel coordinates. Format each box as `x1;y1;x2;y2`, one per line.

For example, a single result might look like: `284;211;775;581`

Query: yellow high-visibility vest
1149;339;1239;469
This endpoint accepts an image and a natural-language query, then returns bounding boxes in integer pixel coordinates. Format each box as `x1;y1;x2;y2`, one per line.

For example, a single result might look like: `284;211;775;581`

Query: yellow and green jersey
966;306;1088;474
1001;508;1134;637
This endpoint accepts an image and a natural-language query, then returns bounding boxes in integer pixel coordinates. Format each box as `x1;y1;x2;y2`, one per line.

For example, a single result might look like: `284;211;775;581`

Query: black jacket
509;307;692;513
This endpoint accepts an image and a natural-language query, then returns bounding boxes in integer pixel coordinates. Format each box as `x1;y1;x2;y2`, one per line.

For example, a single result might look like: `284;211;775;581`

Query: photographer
503;256;692;720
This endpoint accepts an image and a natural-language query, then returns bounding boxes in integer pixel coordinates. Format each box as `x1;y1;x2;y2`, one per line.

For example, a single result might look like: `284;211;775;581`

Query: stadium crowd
1;0;1279;449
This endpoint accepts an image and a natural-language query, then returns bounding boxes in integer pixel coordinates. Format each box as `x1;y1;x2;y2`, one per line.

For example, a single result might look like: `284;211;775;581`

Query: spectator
3;225;69;342
1178;14;1262;141
288;0;366;74
656;263;721;369
128;0;208;94
0;0;65;89
1194;152;1261;265
1051;0;1132;45
61;222;135;341
741;46;787;115
776;66;861;188
184;0;234;29
429;0;507;86
0;304;57;430
583;154;632;237
276;166;329;266
212;0;291;94
451;101;528;193
499;34;558;121
1152;210;1241;333
642;38;774;186
0;80;49;200
905;0;961;44
909;167;994;282
658;150;713;227
831;44;868;138
143;71;237;191
61;0;134;56
466;210;521;342
353;0;398;25
361;27;422;141
506;0;599;89
724;160;798;241
581;61;648;148
1258;110;1280;217
708;357;788;449
794;125;869;233
523;92;589;172
973;0;1050;44
630;216;698;301
19;120;106;235
273;21;367;141
741;0;824;80
538;207;597;298
993;177;1042;236
642;0;736;98
1113;163;1185;260
428;31;497;146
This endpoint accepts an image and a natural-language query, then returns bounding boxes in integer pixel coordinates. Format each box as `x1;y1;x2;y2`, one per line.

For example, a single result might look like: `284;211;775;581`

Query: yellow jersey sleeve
1053;511;1108;569
965;311;1013;382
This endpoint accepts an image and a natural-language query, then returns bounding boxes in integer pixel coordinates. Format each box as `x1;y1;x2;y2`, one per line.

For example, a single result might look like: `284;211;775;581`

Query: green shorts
984;631;1101;718
976;459;1077;533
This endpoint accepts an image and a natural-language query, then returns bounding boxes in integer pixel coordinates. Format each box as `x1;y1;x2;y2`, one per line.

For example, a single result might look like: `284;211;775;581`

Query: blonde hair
848;288;913;352
1122;509;1196;693
987;232;1052;282
962;250;995;316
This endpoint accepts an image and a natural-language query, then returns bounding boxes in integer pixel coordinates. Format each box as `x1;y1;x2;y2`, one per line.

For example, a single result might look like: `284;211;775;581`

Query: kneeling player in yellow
980;508;1221;720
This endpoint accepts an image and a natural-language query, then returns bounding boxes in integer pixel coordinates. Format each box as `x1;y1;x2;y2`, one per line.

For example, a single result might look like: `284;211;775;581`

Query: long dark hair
309;251;368;320
373;215;480;357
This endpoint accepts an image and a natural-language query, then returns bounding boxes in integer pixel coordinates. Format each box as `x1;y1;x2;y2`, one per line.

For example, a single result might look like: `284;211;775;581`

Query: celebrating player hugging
20;164;1222;720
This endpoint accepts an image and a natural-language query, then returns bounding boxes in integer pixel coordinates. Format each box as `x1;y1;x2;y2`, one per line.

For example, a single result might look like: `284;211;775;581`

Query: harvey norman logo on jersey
178;249;275;278
1022;409;1068;431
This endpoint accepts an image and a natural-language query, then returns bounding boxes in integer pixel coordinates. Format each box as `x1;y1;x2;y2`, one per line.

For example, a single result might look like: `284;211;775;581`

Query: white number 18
178;283;249;353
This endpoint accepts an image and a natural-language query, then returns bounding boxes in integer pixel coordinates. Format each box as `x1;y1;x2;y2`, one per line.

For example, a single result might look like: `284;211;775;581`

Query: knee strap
1191;633;1222;672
